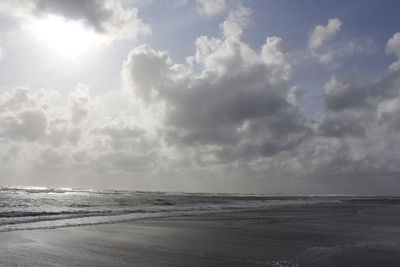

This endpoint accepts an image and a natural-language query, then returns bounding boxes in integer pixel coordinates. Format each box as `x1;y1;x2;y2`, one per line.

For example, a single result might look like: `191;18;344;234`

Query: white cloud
386;32;400;71
220;4;251;39
378;97;400;131
0;87;52;142
386;32;400;57
196;0;227;16
309;18;342;63
261;36;291;83
334;38;377;58
0;86;84;147
309;18;342;51
308;21;376;65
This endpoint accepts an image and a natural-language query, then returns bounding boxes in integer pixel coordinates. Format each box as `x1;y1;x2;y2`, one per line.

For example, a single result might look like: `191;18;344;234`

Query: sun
32;15;101;59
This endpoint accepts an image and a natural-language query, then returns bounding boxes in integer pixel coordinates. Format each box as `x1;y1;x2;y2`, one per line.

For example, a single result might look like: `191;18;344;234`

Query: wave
4;186;398;233
0;198;342;232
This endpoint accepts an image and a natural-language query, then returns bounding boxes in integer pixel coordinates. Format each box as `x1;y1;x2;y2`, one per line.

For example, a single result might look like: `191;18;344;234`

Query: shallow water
0;186;395;232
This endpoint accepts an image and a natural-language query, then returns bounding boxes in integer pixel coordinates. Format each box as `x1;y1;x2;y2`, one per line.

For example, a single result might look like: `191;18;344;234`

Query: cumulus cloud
0;87;50;142
318;112;366;138
386;32;400;58
261;36;292;83
309;18;342;63
0;85;87;148
324;75;366;111
378;97;400;131
220;4;251;39
308;47;400;191
386;32;400;71
121;5;308;166
196;0;227;16
309;18;342;51
0;109;47;141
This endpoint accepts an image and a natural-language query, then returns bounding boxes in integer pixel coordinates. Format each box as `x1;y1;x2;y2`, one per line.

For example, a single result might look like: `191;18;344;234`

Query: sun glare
33;16;101;59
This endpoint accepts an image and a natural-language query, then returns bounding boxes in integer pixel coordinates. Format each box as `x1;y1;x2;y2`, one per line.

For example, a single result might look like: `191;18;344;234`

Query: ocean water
0;186;354;232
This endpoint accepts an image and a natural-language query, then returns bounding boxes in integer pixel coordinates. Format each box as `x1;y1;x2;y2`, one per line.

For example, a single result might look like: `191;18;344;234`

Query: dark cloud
122;31;307;162
318;113;366;138
33;0;111;32
0;109;47;141
324;76;366;111
0;0;150;42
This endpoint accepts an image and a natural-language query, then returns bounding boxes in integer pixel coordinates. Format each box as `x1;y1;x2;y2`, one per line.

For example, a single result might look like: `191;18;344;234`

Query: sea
0;186;393;232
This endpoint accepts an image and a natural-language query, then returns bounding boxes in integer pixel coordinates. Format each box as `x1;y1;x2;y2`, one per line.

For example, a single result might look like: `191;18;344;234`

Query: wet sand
1;199;400;266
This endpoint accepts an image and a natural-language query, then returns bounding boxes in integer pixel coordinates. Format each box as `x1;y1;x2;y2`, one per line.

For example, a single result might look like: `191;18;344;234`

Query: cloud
84;119;160;174
39;148;66;167
69;84;91;125
307;58;400;191
261;36;292;83
47;119;81;147
333;38;377;58
91;124;144;141
318;112;366;138
0;86;85;147
220;4;251;39
2;3;400;193
121;6;308;165
196;0;227;16
33;0;113;33
0;87;50;142
309;18;342;63
324;75;366;111
308;19;376;65
386;32;400;71
386;32;400;58
0;0;150;43
309;18;342;51
0;109;47;141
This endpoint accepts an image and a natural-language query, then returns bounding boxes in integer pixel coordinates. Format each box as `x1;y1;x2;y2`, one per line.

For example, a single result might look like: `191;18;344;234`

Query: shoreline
1;201;400;266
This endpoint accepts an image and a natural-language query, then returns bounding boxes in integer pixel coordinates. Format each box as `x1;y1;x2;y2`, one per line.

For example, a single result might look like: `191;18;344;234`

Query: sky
1;0;400;194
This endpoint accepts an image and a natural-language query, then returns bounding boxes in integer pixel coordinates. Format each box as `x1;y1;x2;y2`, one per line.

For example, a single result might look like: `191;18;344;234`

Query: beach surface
1;200;400;266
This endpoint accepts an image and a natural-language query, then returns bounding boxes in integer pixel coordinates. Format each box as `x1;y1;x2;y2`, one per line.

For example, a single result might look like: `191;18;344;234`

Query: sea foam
0;186;361;232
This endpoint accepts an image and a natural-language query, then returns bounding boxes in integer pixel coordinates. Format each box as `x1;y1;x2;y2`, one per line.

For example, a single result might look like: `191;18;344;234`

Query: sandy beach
1;200;400;266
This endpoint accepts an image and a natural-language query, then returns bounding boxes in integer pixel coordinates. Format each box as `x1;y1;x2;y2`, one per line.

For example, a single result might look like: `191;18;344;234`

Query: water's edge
1;186;399;232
